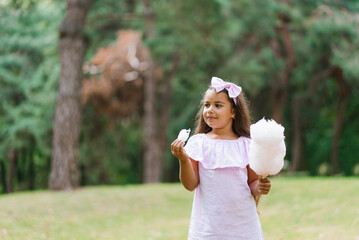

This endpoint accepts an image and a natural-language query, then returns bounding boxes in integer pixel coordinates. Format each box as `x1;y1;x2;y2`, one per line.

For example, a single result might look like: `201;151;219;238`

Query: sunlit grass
0;177;358;240
260;177;359;240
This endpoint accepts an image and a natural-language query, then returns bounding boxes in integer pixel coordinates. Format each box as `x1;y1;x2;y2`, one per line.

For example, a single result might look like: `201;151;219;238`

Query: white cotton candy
177;129;191;142
249;118;286;177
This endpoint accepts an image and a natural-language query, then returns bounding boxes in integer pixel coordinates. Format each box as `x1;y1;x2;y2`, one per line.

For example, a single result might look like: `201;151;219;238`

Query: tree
290;5;359;174
0;0;62;193
49;0;95;190
142;0;162;183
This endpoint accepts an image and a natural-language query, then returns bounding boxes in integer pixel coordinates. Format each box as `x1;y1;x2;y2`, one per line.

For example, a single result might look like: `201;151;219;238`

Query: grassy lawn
0;177;358;240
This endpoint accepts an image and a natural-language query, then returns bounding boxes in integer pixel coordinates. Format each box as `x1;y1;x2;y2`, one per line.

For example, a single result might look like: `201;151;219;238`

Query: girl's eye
215;104;222;108
204;104;210;108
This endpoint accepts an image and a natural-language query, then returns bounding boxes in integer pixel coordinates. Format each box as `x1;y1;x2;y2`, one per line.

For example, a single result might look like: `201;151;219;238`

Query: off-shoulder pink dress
184;134;263;240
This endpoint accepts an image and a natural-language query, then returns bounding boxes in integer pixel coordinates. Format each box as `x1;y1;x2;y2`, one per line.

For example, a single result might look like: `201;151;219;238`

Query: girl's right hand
171;139;189;161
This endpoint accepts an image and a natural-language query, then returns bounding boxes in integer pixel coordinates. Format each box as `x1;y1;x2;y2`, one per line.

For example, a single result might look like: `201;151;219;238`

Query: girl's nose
207;106;214;113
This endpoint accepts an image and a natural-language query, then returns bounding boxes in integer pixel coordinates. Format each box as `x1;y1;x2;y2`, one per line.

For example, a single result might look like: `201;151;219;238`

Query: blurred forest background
1;0;358;193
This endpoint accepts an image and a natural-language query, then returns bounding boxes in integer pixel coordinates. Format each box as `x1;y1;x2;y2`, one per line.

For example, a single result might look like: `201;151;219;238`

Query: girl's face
202;89;235;130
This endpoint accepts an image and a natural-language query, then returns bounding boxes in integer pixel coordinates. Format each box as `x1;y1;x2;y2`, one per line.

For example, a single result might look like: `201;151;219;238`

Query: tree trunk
143;60;161;183
330;68;350;175
271;13;295;123
159;52;180;182
49;0;95;190
291;99;302;172
291;67;335;171
142;0;161;183
0;160;6;193
159;53;180;151
7;150;15;193
28;148;35;190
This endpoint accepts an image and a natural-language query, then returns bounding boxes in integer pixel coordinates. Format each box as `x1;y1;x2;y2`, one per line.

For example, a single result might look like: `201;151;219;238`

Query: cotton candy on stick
249;119;286;178
177;129;191;142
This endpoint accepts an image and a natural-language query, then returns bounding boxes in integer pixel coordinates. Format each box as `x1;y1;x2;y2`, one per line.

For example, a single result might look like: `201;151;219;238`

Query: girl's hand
258;177;271;195
171;139;189;161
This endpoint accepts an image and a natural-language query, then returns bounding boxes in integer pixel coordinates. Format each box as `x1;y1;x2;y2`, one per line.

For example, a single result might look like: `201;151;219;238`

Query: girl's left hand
258;177;271;195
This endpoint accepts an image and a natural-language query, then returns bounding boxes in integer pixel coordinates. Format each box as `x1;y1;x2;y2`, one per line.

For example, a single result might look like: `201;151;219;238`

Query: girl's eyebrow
204;100;226;104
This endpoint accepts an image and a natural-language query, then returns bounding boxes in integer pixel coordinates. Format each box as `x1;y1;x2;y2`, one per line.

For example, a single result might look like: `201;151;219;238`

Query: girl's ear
231;108;235;119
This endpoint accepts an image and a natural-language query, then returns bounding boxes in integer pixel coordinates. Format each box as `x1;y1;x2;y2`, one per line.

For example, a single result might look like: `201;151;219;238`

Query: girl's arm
171;139;199;191
247;165;271;196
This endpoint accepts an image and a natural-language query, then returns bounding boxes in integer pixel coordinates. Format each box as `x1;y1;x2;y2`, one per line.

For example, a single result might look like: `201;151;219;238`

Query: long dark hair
194;87;252;138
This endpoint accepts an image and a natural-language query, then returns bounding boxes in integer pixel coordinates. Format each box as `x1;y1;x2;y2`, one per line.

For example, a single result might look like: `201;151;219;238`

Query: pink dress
184;134;263;240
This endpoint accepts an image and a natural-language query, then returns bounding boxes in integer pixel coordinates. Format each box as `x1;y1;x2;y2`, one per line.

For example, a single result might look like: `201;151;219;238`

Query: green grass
0;177;358;240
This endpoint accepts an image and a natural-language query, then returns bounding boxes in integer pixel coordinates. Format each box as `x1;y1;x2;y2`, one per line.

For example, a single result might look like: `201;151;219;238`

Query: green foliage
339;94;359;175
85;0;136;59
2;0;359;193
80;105;142;185
0;0;64;191
67;0;359;181
300;5;359;174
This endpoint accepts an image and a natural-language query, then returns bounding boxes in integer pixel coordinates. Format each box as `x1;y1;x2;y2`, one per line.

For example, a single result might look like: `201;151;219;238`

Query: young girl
171;77;271;240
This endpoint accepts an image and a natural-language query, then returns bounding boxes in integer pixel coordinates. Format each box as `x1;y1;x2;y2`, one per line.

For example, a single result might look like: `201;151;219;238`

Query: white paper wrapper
177;129;191;142
249;119;286;177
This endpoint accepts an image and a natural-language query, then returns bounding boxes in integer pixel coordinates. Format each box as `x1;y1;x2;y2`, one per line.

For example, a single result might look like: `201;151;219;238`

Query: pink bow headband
211;77;242;105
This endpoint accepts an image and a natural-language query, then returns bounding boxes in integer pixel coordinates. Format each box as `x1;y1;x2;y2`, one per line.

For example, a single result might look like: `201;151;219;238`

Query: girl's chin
205;123;215;128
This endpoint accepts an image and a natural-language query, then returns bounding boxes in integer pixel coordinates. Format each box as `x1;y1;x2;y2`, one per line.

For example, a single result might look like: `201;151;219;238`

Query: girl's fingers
171;140;177;151
259;185;271;195
171;140;180;154
259;183;271;189
259;178;271;188
258;178;271;194
171;139;185;157
173;139;185;148
260;177;270;183
171;139;180;150
259;187;270;192
260;182;271;186
259;185;270;191
171;139;179;146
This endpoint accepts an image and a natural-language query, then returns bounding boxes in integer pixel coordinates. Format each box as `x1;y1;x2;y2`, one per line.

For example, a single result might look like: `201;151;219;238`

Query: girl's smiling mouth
206;117;216;121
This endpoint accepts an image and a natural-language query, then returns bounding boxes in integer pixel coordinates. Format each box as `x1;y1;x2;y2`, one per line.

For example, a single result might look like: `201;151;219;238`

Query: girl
171;77;271;240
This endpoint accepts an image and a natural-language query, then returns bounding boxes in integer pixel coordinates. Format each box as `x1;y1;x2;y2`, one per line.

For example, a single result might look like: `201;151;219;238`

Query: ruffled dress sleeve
184;134;204;162
184;134;251;169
